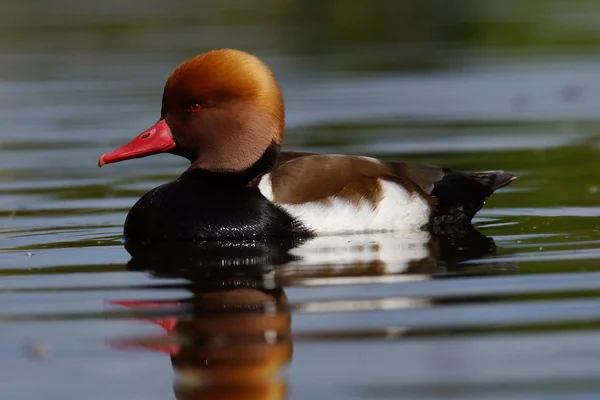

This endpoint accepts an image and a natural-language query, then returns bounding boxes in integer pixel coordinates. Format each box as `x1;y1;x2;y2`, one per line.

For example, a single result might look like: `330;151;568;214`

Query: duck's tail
430;170;516;226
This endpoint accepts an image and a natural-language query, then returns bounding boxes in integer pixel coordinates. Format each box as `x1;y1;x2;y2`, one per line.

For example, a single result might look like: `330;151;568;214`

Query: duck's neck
183;145;280;186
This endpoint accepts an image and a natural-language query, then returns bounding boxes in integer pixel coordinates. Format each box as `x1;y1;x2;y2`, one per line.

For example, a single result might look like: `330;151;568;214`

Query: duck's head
98;49;284;172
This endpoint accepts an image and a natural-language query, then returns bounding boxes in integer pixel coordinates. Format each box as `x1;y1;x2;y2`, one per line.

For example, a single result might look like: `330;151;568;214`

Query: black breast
123;169;309;243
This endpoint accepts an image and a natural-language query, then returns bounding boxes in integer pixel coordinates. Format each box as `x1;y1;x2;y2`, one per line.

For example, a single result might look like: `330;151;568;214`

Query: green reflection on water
1;0;600;73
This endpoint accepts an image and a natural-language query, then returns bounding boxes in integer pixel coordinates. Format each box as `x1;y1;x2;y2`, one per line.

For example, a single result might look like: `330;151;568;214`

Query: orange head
99;49;285;173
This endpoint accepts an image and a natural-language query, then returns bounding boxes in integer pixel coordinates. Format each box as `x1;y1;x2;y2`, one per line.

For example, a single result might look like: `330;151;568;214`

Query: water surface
2;1;600;399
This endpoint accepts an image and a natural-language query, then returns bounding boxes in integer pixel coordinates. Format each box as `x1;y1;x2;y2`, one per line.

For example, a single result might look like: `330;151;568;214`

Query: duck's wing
274;151;445;194
262;154;434;205
255;154;435;234
265;152;516;227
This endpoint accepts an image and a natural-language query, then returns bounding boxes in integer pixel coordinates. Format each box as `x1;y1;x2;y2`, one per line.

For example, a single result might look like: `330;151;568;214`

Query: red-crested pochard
98;49;515;243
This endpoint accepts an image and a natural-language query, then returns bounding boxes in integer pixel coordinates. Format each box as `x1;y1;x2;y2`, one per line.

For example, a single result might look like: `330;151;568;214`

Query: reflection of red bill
107;300;181;355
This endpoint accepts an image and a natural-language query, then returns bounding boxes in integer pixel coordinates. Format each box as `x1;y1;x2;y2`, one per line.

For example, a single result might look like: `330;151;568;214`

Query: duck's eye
188;103;202;113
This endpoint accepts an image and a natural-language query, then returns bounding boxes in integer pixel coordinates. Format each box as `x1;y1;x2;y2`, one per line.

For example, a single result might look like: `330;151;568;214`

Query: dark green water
2;1;600;399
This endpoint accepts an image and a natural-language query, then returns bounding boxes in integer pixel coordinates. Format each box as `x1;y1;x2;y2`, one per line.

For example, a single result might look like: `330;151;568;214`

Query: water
2;1;600;399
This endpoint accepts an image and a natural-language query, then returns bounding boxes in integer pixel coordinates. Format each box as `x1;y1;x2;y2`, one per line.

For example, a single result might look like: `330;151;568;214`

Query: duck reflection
172;286;291;400
111;266;292;399
120;239;302;400
109;227;512;399
125;225;502;279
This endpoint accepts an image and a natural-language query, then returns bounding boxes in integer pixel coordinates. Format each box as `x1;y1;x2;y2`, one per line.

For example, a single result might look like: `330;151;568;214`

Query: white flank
257;174;274;200
258;174;430;234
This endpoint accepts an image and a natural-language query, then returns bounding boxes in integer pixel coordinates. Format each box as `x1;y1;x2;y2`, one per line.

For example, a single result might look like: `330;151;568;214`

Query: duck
98;49;516;243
